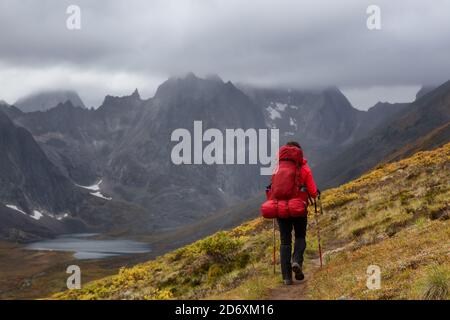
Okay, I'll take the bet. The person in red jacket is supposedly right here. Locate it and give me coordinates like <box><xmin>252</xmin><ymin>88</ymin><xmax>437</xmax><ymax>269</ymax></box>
<box><xmin>276</xmin><ymin>141</ymin><xmax>318</xmax><ymax>285</ymax></box>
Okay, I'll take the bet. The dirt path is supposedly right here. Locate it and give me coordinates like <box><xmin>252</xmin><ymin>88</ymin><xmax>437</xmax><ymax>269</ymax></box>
<box><xmin>267</xmin><ymin>258</ymin><xmax>321</xmax><ymax>300</ymax></box>
<box><xmin>265</xmin><ymin>235</ymin><xmax>349</xmax><ymax>299</ymax></box>
<box><xmin>267</xmin><ymin>273</ymin><xmax>310</xmax><ymax>300</ymax></box>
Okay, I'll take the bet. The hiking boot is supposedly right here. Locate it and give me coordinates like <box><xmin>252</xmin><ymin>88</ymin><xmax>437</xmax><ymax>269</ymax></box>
<box><xmin>283</xmin><ymin>279</ymin><xmax>293</xmax><ymax>285</ymax></box>
<box><xmin>292</xmin><ymin>262</ymin><xmax>305</xmax><ymax>281</ymax></box>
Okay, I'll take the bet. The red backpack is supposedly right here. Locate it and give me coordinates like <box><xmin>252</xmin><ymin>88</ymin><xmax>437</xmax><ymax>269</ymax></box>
<box><xmin>261</xmin><ymin>145</ymin><xmax>307</xmax><ymax>219</ymax></box>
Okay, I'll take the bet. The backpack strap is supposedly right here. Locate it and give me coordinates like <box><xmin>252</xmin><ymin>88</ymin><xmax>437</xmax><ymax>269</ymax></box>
<box><xmin>294</xmin><ymin>161</ymin><xmax>302</xmax><ymax>194</ymax></box>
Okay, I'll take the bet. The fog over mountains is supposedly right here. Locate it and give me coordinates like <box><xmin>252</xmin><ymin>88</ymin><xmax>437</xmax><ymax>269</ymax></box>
<box><xmin>1</xmin><ymin>73</ymin><xmax>449</xmax><ymax>241</ymax></box>
<box><xmin>14</xmin><ymin>90</ymin><xmax>86</xmax><ymax>113</ymax></box>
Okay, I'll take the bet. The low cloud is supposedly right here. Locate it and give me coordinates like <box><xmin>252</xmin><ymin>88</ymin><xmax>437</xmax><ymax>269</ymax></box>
<box><xmin>0</xmin><ymin>0</ymin><xmax>449</xmax><ymax>107</ymax></box>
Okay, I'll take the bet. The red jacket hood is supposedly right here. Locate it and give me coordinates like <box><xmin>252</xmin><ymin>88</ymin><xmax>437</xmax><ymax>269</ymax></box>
<box><xmin>278</xmin><ymin>145</ymin><xmax>303</xmax><ymax>164</ymax></box>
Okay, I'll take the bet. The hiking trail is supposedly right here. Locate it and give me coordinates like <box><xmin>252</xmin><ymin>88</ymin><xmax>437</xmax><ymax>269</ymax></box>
<box><xmin>267</xmin><ymin>257</ymin><xmax>321</xmax><ymax>300</ymax></box>
<box><xmin>267</xmin><ymin>243</ymin><xmax>349</xmax><ymax>300</ymax></box>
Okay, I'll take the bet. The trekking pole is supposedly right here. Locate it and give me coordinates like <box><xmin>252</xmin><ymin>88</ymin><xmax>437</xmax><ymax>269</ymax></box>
<box><xmin>314</xmin><ymin>198</ymin><xmax>323</xmax><ymax>268</ymax></box>
<box><xmin>272</xmin><ymin>219</ymin><xmax>276</xmax><ymax>274</ymax></box>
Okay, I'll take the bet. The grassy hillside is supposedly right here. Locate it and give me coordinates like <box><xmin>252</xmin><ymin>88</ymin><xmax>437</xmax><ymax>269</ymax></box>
<box><xmin>53</xmin><ymin>143</ymin><xmax>450</xmax><ymax>300</ymax></box>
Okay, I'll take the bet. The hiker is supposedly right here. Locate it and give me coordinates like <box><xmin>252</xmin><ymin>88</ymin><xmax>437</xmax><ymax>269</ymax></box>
<box><xmin>261</xmin><ymin>141</ymin><xmax>319</xmax><ymax>285</ymax></box>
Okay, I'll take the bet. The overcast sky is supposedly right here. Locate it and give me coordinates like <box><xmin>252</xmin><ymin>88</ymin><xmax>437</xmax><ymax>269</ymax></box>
<box><xmin>0</xmin><ymin>0</ymin><xmax>449</xmax><ymax>110</ymax></box>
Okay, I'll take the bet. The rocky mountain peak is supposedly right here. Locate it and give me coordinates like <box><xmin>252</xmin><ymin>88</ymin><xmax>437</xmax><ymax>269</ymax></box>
<box><xmin>154</xmin><ymin>73</ymin><xmax>226</xmax><ymax>102</ymax></box>
<box><xmin>416</xmin><ymin>85</ymin><xmax>438</xmax><ymax>100</ymax></box>
<box><xmin>204</xmin><ymin>73</ymin><xmax>224</xmax><ymax>83</ymax></box>
<box><xmin>184</xmin><ymin>71</ymin><xmax>198</xmax><ymax>80</ymax></box>
<box><xmin>131</xmin><ymin>88</ymin><xmax>141</xmax><ymax>99</ymax></box>
<box><xmin>101</xmin><ymin>88</ymin><xmax>143</xmax><ymax>107</ymax></box>
<box><xmin>14</xmin><ymin>90</ymin><xmax>85</xmax><ymax>113</ymax></box>
<box><xmin>54</xmin><ymin>100</ymin><xmax>76</xmax><ymax>110</ymax></box>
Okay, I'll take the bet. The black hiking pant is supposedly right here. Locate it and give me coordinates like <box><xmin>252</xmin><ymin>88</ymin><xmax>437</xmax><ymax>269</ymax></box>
<box><xmin>277</xmin><ymin>216</ymin><xmax>307</xmax><ymax>280</ymax></box>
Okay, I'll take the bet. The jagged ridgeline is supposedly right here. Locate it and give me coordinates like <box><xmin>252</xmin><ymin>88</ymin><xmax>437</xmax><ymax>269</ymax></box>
<box><xmin>1</xmin><ymin>76</ymin><xmax>449</xmax><ymax>241</ymax></box>
<box><xmin>53</xmin><ymin>143</ymin><xmax>449</xmax><ymax>300</ymax></box>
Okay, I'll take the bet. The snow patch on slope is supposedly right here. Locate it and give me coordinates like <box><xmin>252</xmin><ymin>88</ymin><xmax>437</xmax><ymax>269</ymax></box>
<box><xmin>77</xmin><ymin>179</ymin><xmax>112</xmax><ymax>201</ymax></box>
<box><xmin>5</xmin><ymin>204</ymin><xmax>27</xmax><ymax>215</ymax></box>
<box><xmin>56</xmin><ymin>213</ymin><xmax>69</xmax><ymax>221</ymax></box>
<box><xmin>289</xmin><ymin>117</ymin><xmax>298</xmax><ymax>130</ymax></box>
<box><xmin>90</xmin><ymin>192</ymin><xmax>112</xmax><ymax>201</ymax></box>
<box><xmin>31</xmin><ymin>210</ymin><xmax>43</xmax><ymax>220</ymax></box>
<box><xmin>274</xmin><ymin>102</ymin><xmax>288</xmax><ymax>112</ymax></box>
<box><xmin>266</xmin><ymin>106</ymin><xmax>282</xmax><ymax>120</ymax></box>
<box><xmin>5</xmin><ymin>204</ymin><xmax>71</xmax><ymax>221</ymax></box>
<box><xmin>77</xmin><ymin>180</ymin><xmax>102</xmax><ymax>191</ymax></box>
<box><xmin>266</xmin><ymin>102</ymin><xmax>298</xmax><ymax>122</ymax></box>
